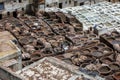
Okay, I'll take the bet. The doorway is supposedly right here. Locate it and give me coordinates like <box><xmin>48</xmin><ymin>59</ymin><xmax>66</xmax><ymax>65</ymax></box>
<box><xmin>18</xmin><ymin>0</ymin><xmax>22</xmax><ymax>3</ymax></box>
<box><xmin>59</xmin><ymin>3</ymin><xmax>62</xmax><ymax>8</ymax></box>
<box><xmin>74</xmin><ymin>1</ymin><xmax>77</xmax><ymax>6</ymax></box>
<box><xmin>13</xmin><ymin>10</ymin><xmax>17</xmax><ymax>18</ymax></box>
<box><xmin>0</xmin><ymin>14</ymin><xmax>2</xmax><ymax>19</ymax></box>
<box><xmin>7</xmin><ymin>12</ymin><xmax>10</xmax><ymax>16</ymax></box>
<box><xmin>80</xmin><ymin>2</ymin><xmax>84</xmax><ymax>6</ymax></box>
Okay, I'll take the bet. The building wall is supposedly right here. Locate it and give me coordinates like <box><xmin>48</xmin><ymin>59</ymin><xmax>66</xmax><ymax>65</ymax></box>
<box><xmin>45</xmin><ymin>0</ymin><xmax>90</xmax><ymax>9</ymax></box>
<box><xmin>0</xmin><ymin>0</ymin><xmax>30</xmax><ymax>18</ymax></box>
<box><xmin>3</xmin><ymin>0</ymin><xmax>29</xmax><ymax>13</ymax></box>
<box><xmin>74</xmin><ymin>0</ymin><xmax>90</xmax><ymax>6</ymax></box>
<box><xmin>45</xmin><ymin>0</ymin><xmax>74</xmax><ymax>8</ymax></box>
<box><xmin>46</xmin><ymin>0</ymin><xmax>58</xmax><ymax>4</ymax></box>
<box><xmin>59</xmin><ymin>0</ymin><xmax>74</xmax><ymax>8</ymax></box>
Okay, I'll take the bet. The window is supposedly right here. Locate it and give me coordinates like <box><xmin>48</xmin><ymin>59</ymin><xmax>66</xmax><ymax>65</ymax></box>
<box><xmin>46</xmin><ymin>4</ymin><xmax>49</xmax><ymax>7</ymax></box>
<box><xmin>65</xmin><ymin>1</ymin><xmax>67</xmax><ymax>4</ymax></box>
<box><xmin>69</xmin><ymin>0</ymin><xmax>71</xmax><ymax>4</ymax></box>
<box><xmin>74</xmin><ymin>1</ymin><xmax>77</xmax><ymax>6</ymax></box>
<box><xmin>22</xmin><ymin>8</ymin><xmax>24</xmax><ymax>11</ymax></box>
<box><xmin>0</xmin><ymin>3</ymin><xmax>4</xmax><ymax>10</ymax></box>
<box><xmin>0</xmin><ymin>14</ymin><xmax>2</xmax><ymax>19</ymax></box>
<box><xmin>18</xmin><ymin>0</ymin><xmax>22</xmax><ymax>3</ymax></box>
<box><xmin>80</xmin><ymin>2</ymin><xmax>84</xmax><ymax>6</ymax></box>
<box><xmin>59</xmin><ymin>3</ymin><xmax>62</xmax><ymax>8</ymax></box>
<box><xmin>13</xmin><ymin>0</ymin><xmax>17</xmax><ymax>2</ymax></box>
<box><xmin>7</xmin><ymin>12</ymin><xmax>10</xmax><ymax>16</ymax></box>
<box><xmin>13</xmin><ymin>10</ymin><xmax>17</xmax><ymax>18</ymax></box>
